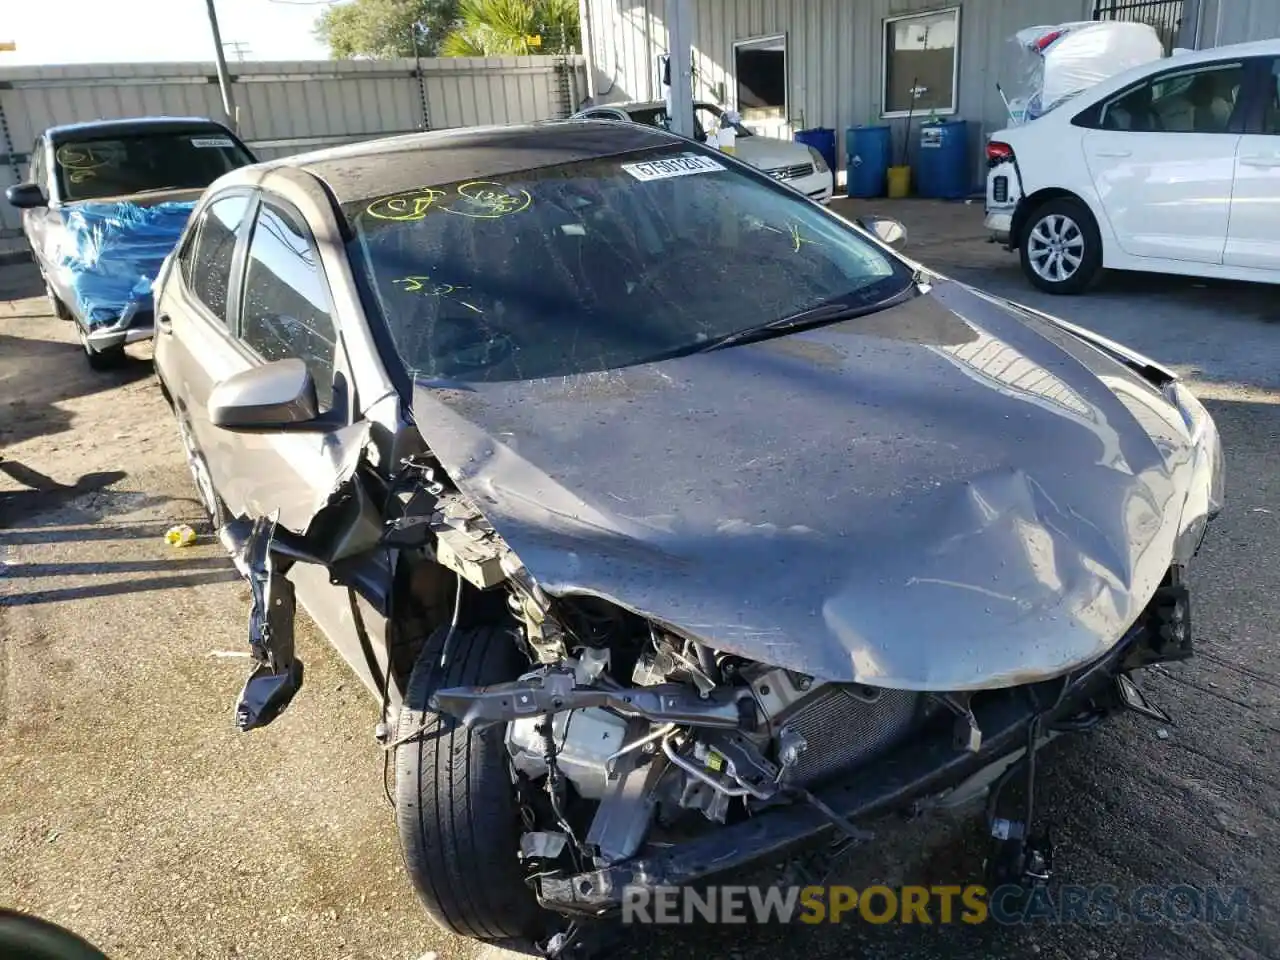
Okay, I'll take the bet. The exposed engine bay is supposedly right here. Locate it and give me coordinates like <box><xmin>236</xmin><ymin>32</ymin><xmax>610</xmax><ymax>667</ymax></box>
<box><xmin>368</xmin><ymin>459</ymin><xmax>1196</xmax><ymax>927</ymax></box>
<box><xmin>491</xmin><ymin>640</ymin><xmax>931</xmax><ymax>862</ymax></box>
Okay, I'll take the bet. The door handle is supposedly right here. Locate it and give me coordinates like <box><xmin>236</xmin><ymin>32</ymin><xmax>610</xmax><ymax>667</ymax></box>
<box><xmin>1240</xmin><ymin>154</ymin><xmax>1280</xmax><ymax>168</ymax></box>
<box><xmin>1093</xmin><ymin>150</ymin><xmax>1132</xmax><ymax>158</ymax></box>
<box><xmin>156</xmin><ymin>313</ymin><xmax>173</xmax><ymax>334</ymax></box>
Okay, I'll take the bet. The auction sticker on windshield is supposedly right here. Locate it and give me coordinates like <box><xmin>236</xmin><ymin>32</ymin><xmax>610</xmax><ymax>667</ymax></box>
<box><xmin>622</xmin><ymin>153</ymin><xmax>725</xmax><ymax>182</ymax></box>
<box><xmin>191</xmin><ymin>137</ymin><xmax>235</xmax><ymax>148</ymax></box>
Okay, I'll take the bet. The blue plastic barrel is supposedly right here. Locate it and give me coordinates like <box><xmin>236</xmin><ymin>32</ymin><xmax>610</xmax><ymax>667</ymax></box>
<box><xmin>794</xmin><ymin>127</ymin><xmax>836</xmax><ymax>176</ymax></box>
<box><xmin>915</xmin><ymin>120</ymin><xmax>970</xmax><ymax>200</ymax></box>
<box><xmin>845</xmin><ymin>125</ymin><xmax>892</xmax><ymax>199</ymax></box>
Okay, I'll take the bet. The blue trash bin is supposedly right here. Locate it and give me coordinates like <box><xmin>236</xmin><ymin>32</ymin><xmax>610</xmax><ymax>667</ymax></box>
<box><xmin>915</xmin><ymin>120</ymin><xmax>970</xmax><ymax>200</ymax></box>
<box><xmin>794</xmin><ymin>127</ymin><xmax>837</xmax><ymax>178</ymax></box>
<box><xmin>845</xmin><ymin>125</ymin><xmax>892</xmax><ymax>199</ymax></box>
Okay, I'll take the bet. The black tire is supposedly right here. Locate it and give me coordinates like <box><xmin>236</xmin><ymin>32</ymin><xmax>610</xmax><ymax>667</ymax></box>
<box><xmin>1019</xmin><ymin>196</ymin><xmax>1103</xmax><ymax>295</ymax></box>
<box><xmin>394</xmin><ymin>622</ymin><xmax>543</xmax><ymax>942</ymax></box>
<box><xmin>46</xmin><ymin>282</ymin><xmax>72</xmax><ymax>322</ymax></box>
<box><xmin>0</xmin><ymin>909</ymin><xmax>109</xmax><ymax>960</ymax></box>
<box><xmin>76</xmin><ymin>322</ymin><xmax>126</xmax><ymax>371</ymax></box>
<box><xmin>84</xmin><ymin>343</ymin><xmax>126</xmax><ymax>371</ymax></box>
<box><xmin>175</xmin><ymin>409</ymin><xmax>227</xmax><ymax>528</ymax></box>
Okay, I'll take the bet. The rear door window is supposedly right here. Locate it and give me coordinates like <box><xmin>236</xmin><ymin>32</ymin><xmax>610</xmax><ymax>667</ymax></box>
<box><xmin>1094</xmin><ymin>62</ymin><xmax>1246</xmax><ymax>133</ymax></box>
<box><xmin>1261</xmin><ymin>60</ymin><xmax>1280</xmax><ymax>133</ymax></box>
<box><xmin>239</xmin><ymin>199</ymin><xmax>339</xmax><ymax>409</ymax></box>
<box><xmin>184</xmin><ymin>194</ymin><xmax>251</xmax><ymax>326</ymax></box>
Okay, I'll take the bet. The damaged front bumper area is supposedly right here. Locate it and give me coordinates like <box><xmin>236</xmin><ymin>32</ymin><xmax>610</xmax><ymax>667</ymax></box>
<box><xmin>219</xmin><ymin>516</ymin><xmax>309</xmax><ymax>731</ymax></box>
<box><xmin>435</xmin><ymin>574</ymin><xmax>1194</xmax><ymax>918</ymax></box>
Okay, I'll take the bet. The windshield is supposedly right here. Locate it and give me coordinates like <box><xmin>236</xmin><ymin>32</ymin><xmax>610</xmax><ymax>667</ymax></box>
<box><xmin>346</xmin><ymin>143</ymin><xmax>911</xmax><ymax>383</ymax></box>
<box><xmin>625</xmin><ymin>105</ymin><xmax>754</xmax><ymax>141</ymax></box>
<box><xmin>55</xmin><ymin>131</ymin><xmax>254</xmax><ymax>201</ymax></box>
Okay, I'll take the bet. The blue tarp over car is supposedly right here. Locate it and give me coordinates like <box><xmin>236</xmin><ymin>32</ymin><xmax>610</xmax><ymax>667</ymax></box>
<box><xmin>56</xmin><ymin>200</ymin><xmax>195</xmax><ymax>329</ymax></box>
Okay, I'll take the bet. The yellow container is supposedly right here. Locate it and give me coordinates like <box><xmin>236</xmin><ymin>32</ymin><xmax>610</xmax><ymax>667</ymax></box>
<box><xmin>887</xmin><ymin>165</ymin><xmax>911</xmax><ymax>199</ymax></box>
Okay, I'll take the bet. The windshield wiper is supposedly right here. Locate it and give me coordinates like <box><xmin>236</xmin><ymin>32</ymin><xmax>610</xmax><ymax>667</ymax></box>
<box><xmin>695</xmin><ymin>279</ymin><xmax>923</xmax><ymax>354</ymax></box>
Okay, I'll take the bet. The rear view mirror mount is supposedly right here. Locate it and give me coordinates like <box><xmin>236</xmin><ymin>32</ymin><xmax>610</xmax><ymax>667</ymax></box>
<box><xmin>856</xmin><ymin>215</ymin><xmax>908</xmax><ymax>250</ymax></box>
<box><xmin>209</xmin><ymin>358</ymin><xmax>322</xmax><ymax>432</ymax></box>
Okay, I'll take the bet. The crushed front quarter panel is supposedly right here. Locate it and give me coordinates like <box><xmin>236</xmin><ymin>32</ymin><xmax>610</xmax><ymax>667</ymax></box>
<box><xmin>410</xmin><ymin>280</ymin><xmax>1221</xmax><ymax>691</ymax></box>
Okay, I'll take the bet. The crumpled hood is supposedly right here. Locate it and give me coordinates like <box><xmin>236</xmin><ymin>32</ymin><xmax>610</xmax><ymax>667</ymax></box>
<box><xmin>411</xmin><ymin>280</ymin><xmax>1215</xmax><ymax>690</ymax></box>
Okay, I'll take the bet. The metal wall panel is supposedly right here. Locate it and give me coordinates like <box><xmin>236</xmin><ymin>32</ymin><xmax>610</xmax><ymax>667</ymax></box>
<box><xmin>1197</xmin><ymin>0</ymin><xmax>1280</xmax><ymax>46</ymax></box>
<box><xmin>0</xmin><ymin>55</ymin><xmax>585</xmax><ymax>234</ymax></box>
<box><xmin>583</xmin><ymin>0</ymin><xmax>1093</xmax><ymax>181</ymax></box>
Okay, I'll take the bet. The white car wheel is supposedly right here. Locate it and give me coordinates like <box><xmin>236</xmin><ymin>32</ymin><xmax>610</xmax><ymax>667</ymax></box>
<box><xmin>1019</xmin><ymin>197</ymin><xmax>1103</xmax><ymax>295</ymax></box>
<box><xmin>1027</xmin><ymin>214</ymin><xmax>1085</xmax><ymax>284</ymax></box>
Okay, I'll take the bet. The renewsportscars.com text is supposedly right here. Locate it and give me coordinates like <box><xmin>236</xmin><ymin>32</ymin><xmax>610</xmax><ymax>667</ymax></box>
<box><xmin>621</xmin><ymin>884</ymin><xmax>1249</xmax><ymax>927</ymax></box>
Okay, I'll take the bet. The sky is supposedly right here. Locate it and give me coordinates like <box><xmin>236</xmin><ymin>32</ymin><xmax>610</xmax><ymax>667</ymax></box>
<box><xmin>1</xmin><ymin>0</ymin><xmax>334</xmax><ymax>66</ymax></box>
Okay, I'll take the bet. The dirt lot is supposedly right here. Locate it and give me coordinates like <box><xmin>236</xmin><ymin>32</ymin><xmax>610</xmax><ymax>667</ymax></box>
<box><xmin>2</xmin><ymin>201</ymin><xmax>1279</xmax><ymax>960</ymax></box>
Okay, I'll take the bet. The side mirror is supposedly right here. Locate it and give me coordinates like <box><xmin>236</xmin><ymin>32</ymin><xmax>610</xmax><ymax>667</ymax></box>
<box><xmin>856</xmin><ymin>216</ymin><xmax>908</xmax><ymax>250</ymax></box>
<box><xmin>6</xmin><ymin>182</ymin><xmax>48</xmax><ymax>209</ymax></box>
<box><xmin>209</xmin><ymin>358</ymin><xmax>320</xmax><ymax>431</ymax></box>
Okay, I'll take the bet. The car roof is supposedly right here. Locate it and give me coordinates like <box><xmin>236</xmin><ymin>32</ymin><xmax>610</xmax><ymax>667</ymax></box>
<box><xmin>247</xmin><ymin>121</ymin><xmax>686</xmax><ymax>204</ymax></box>
<box><xmin>1169</xmin><ymin>37</ymin><xmax>1280</xmax><ymax>61</ymax></box>
<box><xmin>45</xmin><ymin>116</ymin><xmax>232</xmax><ymax>143</ymax></box>
<box><xmin>598</xmin><ymin>101</ymin><xmax>665</xmax><ymax>111</ymax></box>
<box><xmin>585</xmin><ymin>100</ymin><xmax>716</xmax><ymax>112</ymax></box>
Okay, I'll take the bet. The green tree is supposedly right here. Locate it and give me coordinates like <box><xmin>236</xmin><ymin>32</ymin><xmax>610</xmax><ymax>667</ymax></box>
<box><xmin>440</xmin><ymin>0</ymin><xmax>579</xmax><ymax>57</ymax></box>
<box><xmin>315</xmin><ymin>0</ymin><xmax>460</xmax><ymax>59</ymax></box>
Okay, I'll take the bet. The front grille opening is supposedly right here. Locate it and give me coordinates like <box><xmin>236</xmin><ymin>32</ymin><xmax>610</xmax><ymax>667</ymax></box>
<box><xmin>767</xmin><ymin>162</ymin><xmax>815</xmax><ymax>181</ymax></box>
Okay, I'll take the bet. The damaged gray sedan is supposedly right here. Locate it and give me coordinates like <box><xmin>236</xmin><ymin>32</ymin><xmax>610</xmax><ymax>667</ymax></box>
<box><xmin>152</xmin><ymin>121</ymin><xmax>1224</xmax><ymax>953</ymax></box>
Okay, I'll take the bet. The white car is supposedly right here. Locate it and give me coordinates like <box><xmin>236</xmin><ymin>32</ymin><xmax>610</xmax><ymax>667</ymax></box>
<box><xmin>985</xmin><ymin>39</ymin><xmax>1280</xmax><ymax>294</ymax></box>
<box><xmin>572</xmin><ymin>100</ymin><xmax>834</xmax><ymax>203</ymax></box>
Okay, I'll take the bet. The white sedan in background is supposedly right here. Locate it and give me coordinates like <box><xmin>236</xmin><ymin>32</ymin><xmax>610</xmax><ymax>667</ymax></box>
<box><xmin>985</xmin><ymin>38</ymin><xmax>1280</xmax><ymax>294</ymax></box>
<box><xmin>572</xmin><ymin>100</ymin><xmax>834</xmax><ymax>203</ymax></box>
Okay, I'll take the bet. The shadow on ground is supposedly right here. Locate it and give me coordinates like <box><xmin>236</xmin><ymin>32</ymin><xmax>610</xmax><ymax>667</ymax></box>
<box><xmin>0</xmin><ymin>333</ymin><xmax>154</xmax><ymax>448</ymax></box>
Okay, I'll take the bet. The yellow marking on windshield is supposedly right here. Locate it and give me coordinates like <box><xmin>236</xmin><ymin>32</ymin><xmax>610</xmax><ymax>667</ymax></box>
<box><xmin>366</xmin><ymin>188</ymin><xmax>447</xmax><ymax>222</ymax></box>
<box><xmin>444</xmin><ymin>181</ymin><xmax>533</xmax><ymax>219</ymax></box>
<box><xmin>56</xmin><ymin>145</ymin><xmax>113</xmax><ymax>171</ymax></box>
<box><xmin>759</xmin><ymin>220</ymin><xmax>823</xmax><ymax>253</ymax></box>
<box><xmin>366</xmin><ymin>182</ymin><xmax>532</xmax><ymax>223</ymax></box>
<box><xmin>788</xmin><ymin>222</ymin><xmax>821</xmax><ymax>253</ymax></box>
<box><xmin>393</xmin><ymin>275</ymin><xmax>484</xmax><ymax>313</ymax></box>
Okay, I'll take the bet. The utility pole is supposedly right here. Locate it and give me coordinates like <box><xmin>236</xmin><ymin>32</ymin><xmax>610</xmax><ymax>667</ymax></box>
<box><xmin>205</xmin><ymin>0</ymin><xmax>238</xmax><ymax>130</ymax></box>
<box><xmin>664</xmin><ymin>0</ymin><xmax>694</xmax><ymax>138</ymax></box>
<box><xmin>409</xmin><ymin>24</ymin><xmax>431</xmax><ymax>130</ymax></box>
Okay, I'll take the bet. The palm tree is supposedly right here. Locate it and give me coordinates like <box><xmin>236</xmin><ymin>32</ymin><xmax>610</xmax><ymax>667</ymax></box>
<box><xmin>441</xmin><ymin>0</ymin><xmax>579</xmax><ymax>57</ymax></box>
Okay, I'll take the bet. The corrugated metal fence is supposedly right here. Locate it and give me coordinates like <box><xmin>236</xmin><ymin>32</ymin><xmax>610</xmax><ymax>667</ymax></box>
<box><xmin>0</xmin><ymin>55</ymin><xmax>587</xmax><ymax>235</ymax></box>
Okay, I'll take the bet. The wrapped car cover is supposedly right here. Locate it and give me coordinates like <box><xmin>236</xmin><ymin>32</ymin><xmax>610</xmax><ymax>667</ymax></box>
<box><xmin>1003</xmin><ymin>21</ymin><xmax>1165</xmax><ymax>124</ymax></box>
<box><xmin>55</xmin><ymin>200</ymin><xmax>196</xmax><ymax>329</ymax></box>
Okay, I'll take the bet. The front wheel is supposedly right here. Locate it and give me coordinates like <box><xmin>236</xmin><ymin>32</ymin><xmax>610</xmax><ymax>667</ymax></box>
<box><xmin>394</xmin><ymin>621</ymin><xmax>543</xmax><ymax>942</ymax></box>
<box><xmin>45</xmin><ymin>282</ymin><xmax>72</xmax><ymax>322</ymax></box>
<box><xmin>1019</xmin><ymin>197</ymin><xmax>1103</xmax><ymax>295</ymax></box>
<box><xmin>79</xmin><ymin>326</ymin><xmax>126</xmax><ymax>371</ymax></box>
<box><xmin>175</xmin><ymin>410</ymin><xmax>227</xmax><ymax>528</ymax></box>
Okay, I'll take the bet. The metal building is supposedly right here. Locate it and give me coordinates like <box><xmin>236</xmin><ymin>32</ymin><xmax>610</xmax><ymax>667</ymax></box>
<box><xmin>577</xmin><ymin>0</ymin><xmax>1280</xmax><ymax>187</ymax></box>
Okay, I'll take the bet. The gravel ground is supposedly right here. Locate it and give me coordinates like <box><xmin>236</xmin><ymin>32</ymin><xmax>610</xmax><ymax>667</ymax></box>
<box><xmin>2</xmin><ymin>202</ymin><xmax>1278</xmax><ymax>960</ymax></box>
